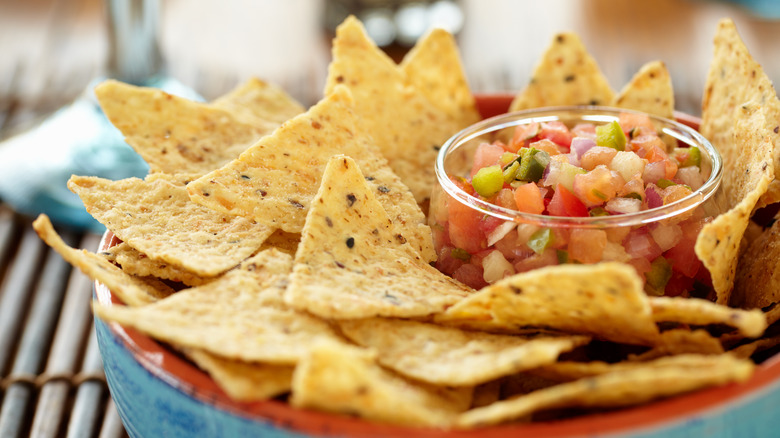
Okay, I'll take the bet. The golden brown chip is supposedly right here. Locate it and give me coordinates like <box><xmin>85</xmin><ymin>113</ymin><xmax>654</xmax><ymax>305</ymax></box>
<box><xmin>258</xmin><ymin>229</ymin><xmax>300</xmax><ymax>257</ymax></box>
<box><xmin>628</xmin><ymin>329</ymin><xmax>725</xmax><ymax>362</ymax></box>
<box><xmin>101</xmin><ymin>242</ymin><xmax>211</xmax><ymax>287</ymax></box>
<box><xmin>95</xmin><ymin>80</ymin><xmax>276</xmax><ymax>176</ymax></box>
<box><xmin>695</xmin><ymin>101</ymin><xmax>775</xmax><ymax>304</ymax></box>
<box><xmin>183</xmin><ymin>348</ymin><xmax>294</xmax><ymax>401</ymax></box>
<box><xmin>399</xmin><ymin>27</ymin><xmax>480</xmax><ymax>128</ymax></box>
<box><xmin>187</xmin><ymin>85</ymin><xmax>435</xmax><ymax>262</ymax></box>
<box><xmin>733</xmin><ymin>219</ymin><xmax>780</xmax><ymax>309</ymax></box>
<box><xmin>648</xmin><ymin>296</ymin><xmax>766</xmax><ymax>338</ymax></box>
<box><xmin>437</xmin><ymin>263</ymin><xmax>660</xmax><ymax>345</ymax></box>
<box><xmin>324</xmin><ymin>16</ymin><xmax>479</xmax><ymax>204</ymax></box>
<box><xmin>286</xmin><ymin>155</ymin><xmax>472</xmax><ymax>319</ymax></box>
<box><xmin>701</xmin><ymin>18</ymin><xmax>780</xmax><ymax>208</ymax></box>
<box><xmin>730</xmin><ymin>334</ymin><xmax>780</xmax><ymax>359</ymax></box>
<box><xmin>612</xmin><ymin>60</ymin><xmax>674</xmax><ymax>119</ymax></box>
<box><xmin>68</xmin><ymin>175</ymin><xmax>273</xmax><ymax>277</ymax></box>
<box><xmin>33</xmin><ymin>215</ymin><xmax>171</xmax><ymax>306</ymax></box>
<box><xmin>210</xmin><ymin>77</ymin><xmax>304</xmax><ymax>126</ymax></box>
<box><xmin>509</xmin><ymin>32</ymin><xmax>615</xmax><ymax>112</ymax></box>
<box><xmin>456</xmin><ymin>354</ymin><xmax>754</xmax><ymax>428</ymax></box>
<box><xmin>290</xmin><ymin>340</ymin><xmax>470</xmax><ymax>428</ymax></box>
<box><xmin>338</xmin><ymin>318</ymin><xmax>589</xmax><ymax>386</ymax></box>
<box><xmin>92</xmin><ymin>249</ymin><xmax>347</xmax><ymax>364</ymax></box>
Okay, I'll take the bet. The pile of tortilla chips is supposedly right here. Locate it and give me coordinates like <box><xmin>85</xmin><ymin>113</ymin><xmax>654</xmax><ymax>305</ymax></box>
<box><xmin>32</xmin><ymin>16</ymin><xmax>780</xmax><ymax>430</ymax></box>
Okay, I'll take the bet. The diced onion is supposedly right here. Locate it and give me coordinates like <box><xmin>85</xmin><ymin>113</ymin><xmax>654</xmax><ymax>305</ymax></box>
<box><xmin>482</xmin><ymin>250</ymin><xmax>515</xmax><ymax>283</ymax></box>
<box><xmin>605</xmin><ymin>197</ymin><xmax>642</xmax><ymax>215</ymax></box>
<box><xmin>486</xmin><ymin>221</ymin><xmax>517</xmax><ymax>246</ymax></box>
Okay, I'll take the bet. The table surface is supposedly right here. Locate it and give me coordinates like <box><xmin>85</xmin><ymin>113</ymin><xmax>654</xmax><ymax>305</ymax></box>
<box><xmin>0</xmin><ymin>0</ymin><xmax>778</xmax><ymax>437</ymax></box>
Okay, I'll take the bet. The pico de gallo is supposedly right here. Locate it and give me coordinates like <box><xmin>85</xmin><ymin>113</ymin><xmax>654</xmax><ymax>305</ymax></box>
<box><xmin>430</xmin><ymin>111</ymin><xmax>714</xmax><ymax>298</ymax></box>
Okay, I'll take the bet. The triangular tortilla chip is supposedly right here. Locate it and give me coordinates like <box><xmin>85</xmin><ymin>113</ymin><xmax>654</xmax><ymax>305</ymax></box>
<box><xmin>187</xmin><ymin>86</ymin><xmax>435</xmax><ymax>261</ymax></box>
<box><xmin>628</xmin><ymin>329</ymin><xmax>725</xmax><ymax>361</ymax></box>
<box><xmin>286</xmin><ymin>155</ymin><xmax>473</xmax><ymax>319</ymax></box>
<box><xmin>183</xmin><ymin>348</ymin><xmax>294</xmax><ymax>401</ymax></box>
<box><xmin>399</xmin><ymin>28</ymin><xmax>480</xmax><ymax>127</ymax></box>
<box><xmin>734</xmin><ymin>219</ymin><xmax>780</xmax><ymax>309</ymax></box>
<box><xmin>338</xmin><ymin>317</ymin><xmax>588</xmax><ymax>386</ymax></box>
<box><xmin>101</xmin><ymin>242</ymin><xmax>211</xmax><ymax>287</ymax></box>
<box><xmin>648</xmin><ymin>296</ymin><xmax>766</xmax><ymax>338</ymax></box>
<box><xmin>612</xmin><ymin>60</ymin><xmax>675</xmax><ymax>119</ymax></box>
<box><xmin>92</xmin><ymin>249</ymin><xmax>347</xmax><ymax>364</ymax></box>
<box><xmin>290</xmin><ymin>340</ymin><xmax>471</xmax><ymax>428</ymax></box>
<box><xmin>455</xmin><ymin>354</ymin><xmax>754</xmax><ymax>428</ymax></box>
<box><xmin>32</xmin><ymin>214</ymin><xmax>171</xmax><ymax>306</ymax></box>
<box><xmin>324</xmin><ymin>16</ymin><xmax>479</xmax><ymax>204</ymax></box>
<box><xmin>211</xmin><ymin>77</ymin><xmax>305</xmax><ymax>126</ymax></box>
<box><xmin>701</xmin><ymin>18</ymin><xmax>780</xmax><ymax>208</ymax></box>
<box><xmin>437</xmin><ymin>262</ymin><xmax>660</xmax><ymax>345</ymax></box>
<box><xmin>95</xmin><ymin>80</ymin><xmax>277</xmax><ymax>176</ymax></box>
<box><xmin>509</xmin><ymin>32</ymin><xmax>615</xmax><ymax>112</ymax></box>
<box><xmin>696</xmin><ymin>101</ymin><xmax>774</xmax><ymax>304</ymax></box>
<box><xmin>68</xmin><ymin>175</ymin><xmax>273</xmax><ymax>277</ymax></box>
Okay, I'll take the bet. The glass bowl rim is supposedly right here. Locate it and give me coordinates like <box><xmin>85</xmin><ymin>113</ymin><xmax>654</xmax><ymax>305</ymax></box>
<box><xmin>434</xmin><ymin>105</ymin><xmax>723</xmax><ymax>228</ymax></box>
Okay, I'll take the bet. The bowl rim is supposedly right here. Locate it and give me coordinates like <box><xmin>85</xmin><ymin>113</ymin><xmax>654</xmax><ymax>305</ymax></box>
<box><xmin>94</xmin><ymin>94</ymin><xmax>780</xmax><ymax>437</ymax></box>
<box><xmin>435</xmin><ymin>105</ymin><xmax>723</xmax><ymax>228</ymax></box>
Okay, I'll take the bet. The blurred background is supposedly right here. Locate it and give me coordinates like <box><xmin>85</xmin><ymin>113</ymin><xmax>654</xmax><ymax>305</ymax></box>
<box><xmin>1</xmin><ymin>0</ymin><xmax>779</xmax><ymax>139</ymax></box>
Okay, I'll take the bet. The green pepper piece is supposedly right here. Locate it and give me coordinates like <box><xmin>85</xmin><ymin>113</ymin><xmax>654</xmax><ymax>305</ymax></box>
<box><xmin>503</xmin><ymin>160</ymin><xmax>520</xmax><ymax>183</ymax></box>
<box><xmin>556</xmin><ymin>249</ymin><xmax>569</xmax><ymax>264</ymax></box>
<box><xmin>672</xmin><ymin>146</ymin><xmax>701</xmax><ymax>167</ymax></box>
<box><xmin>527</xmin><ymin>228</ymin><xmax>553</xmax><ymax>254</ymax></box>
<box><xmin>517</xmin><ymin>148</ymin><xmax>550</xmax><ymax>182</ymax></box>
<box><xmin>472</xmin><ymin>165</ymin><xmax>504</xmax><ymax>197</ymax></box>
<box><xmin>451</xmin><ymin>247</ymin><xmax>471</xmax><ymax>261</ymax></box>
<box><xmin>589</xmin><ymin>207</ymin><xmax>610</xmax><ymax>217</ymax></box>
<box><xmin>656</xmin><ymin>178</ymin><xmax>676</xmax><ymax>189</ymax></box>
<box><xmin>622</xmin><ymin>192</ymin><xmax>643</xmax><ymax>200</ymax></box>
<box><xmin>646</xmin><ymin>256</ymin><xmax>672</xmax><ymax>294</ymax></box>
<box><xmin>595</xmin><ymin>120</ymin><xmax>627</xmax><ymax>151</ymax></box>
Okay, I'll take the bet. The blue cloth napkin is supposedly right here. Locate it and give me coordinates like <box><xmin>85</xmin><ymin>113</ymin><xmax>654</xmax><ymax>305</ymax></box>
<box><xmin>0</xmin><ymin>76</ymin><xmax>201</xmax><ymax>232</ymax></box>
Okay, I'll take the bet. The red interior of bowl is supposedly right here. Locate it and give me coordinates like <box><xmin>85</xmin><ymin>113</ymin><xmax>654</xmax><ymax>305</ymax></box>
<box><xmin>96</xmin><ymin>95</ymin><xmax>780</xmax><ymax>437</ymax></box>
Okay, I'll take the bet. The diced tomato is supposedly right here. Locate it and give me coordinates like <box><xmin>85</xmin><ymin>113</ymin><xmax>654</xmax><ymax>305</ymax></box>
<box><xmin>619</xmin><ymin>113</ymin><xmax>656</xmax><ymax>137</ymax></box>
<box><xmin>569</xmin><ymin>229</ymin><xmax>608</xmax><ymax>264</ymax></box>
<box><xmin>435</xmin><ymin>245</ymin><xmax>466</xmax><ymax>275</ymax></box>
<box><xmin>513</xmin><ymin>182</ymin><xmax>545</xmax><ymax>214</ymax></box>
<box><xmin>510</xmin><ymin>122</ymin><xmax>540</xmax><ymax>152</ymax></box>
<box><xmin>627</xmin><ymin>256</ymin><xmax>652</xmax><ymax>282</ymax></box>
<box><xmin>539</xmin><ymin>121</ymin><xmax>574</xmax><ymax>150</ymax></box>
<box><xmin>663</xmin><ymin>236</ymin><xmax>701</xmax><ymax>278</ymax></box>
<box><xmin>664</xmin><ymin>271</ymin><xmax>695</xmax><ymax>297</ymax></box>
<box><xmin>452</xmin><ymin>263</ymin><xmax>488</xmax><ymax>289</ymax></box>
<box><xmin>447</xmin><ymin>197</ymin><xmax>485</xmax><ymax>254</ymax></box>
<box><xmin>489</xmin><ymin>188</ymin><xmax>517</xmax><ymax>210</ymax></box>
<box><xmin>580</xmin><ymin>146</ymin><xmax>618</xmax><ymax>171</ymax></box>
<box><xmin>478</xmin><ymin>215</ymin><xmax>504</xmax><ymax>238</ymax></box>
<box><xmin>470</xmin><ymin>142</ymin><xmax>505</xmax><ymax>177</ymax></box>
<box><xmin>529</xmin><ymin>138</ymin><xmax>564</xmax><ymax>156</ymax></box>
<box><xmin>573</xmin><ymin>165</ymin><xmax>625</xmax><ymax>207</ymax></box>
<box><xmin>630</xmin><ymin>135</ymin><xmax>667</xmax><ymax>161</ymax></box>
<box><xmin>547</xmin><ymin>184</ymin><xmax>589</xmax><ymax>217</ymax></box>
<box><xmin>572</xmin><ymin>123</ymin><xmax>597</xmax><ymax>139</ymax></box>
<box><xmin>513</xmin><ymin>248</ymin><xmax>559</xmax><ymax>273</ymax></box>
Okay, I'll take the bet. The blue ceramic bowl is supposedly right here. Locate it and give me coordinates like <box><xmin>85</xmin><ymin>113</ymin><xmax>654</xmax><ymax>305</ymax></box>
<box><xmin>95</xmin><ymin>96</ymin><xmax>780</xmax><ymax>438</ymax></box>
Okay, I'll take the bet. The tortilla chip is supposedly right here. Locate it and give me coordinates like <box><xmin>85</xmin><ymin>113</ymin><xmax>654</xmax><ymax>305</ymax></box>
<box><xmin>437</xmin><ymin>263</ymin><xmax>660</xmax><ymax>345</ymax></box>
<box><xmin>456</xmin><ymin>354</ymin><xmax>754</xmax><ymax>428</ymax></box>
<box><xmin>68</xmin><ymin>175</ymin><xmax>273</xmax><ymax>277</ymax></box>
<box><xmin>286</xmin><ymin>155</ymin><xmax>472</xmax><ymax>319</ymax></box>
<box><xmin>648</xmin><ymin>296</ymin><xmax>766</xmax><ymax>338</ymax></box>
<box><xmin>730</xmin><ymin>334</ymin><xmax>780</xmax><ymax>359</ymax></box>
<box><xmin>628</xmin><ymin>329</ymin><xmax>725</xmax><ymax>361</ymax></box>
<box><xmin>612</xmin><ymin>60</ymin><xmax>675</xmax><ymax>119</ymax></box>
<box><xmin>509</xmin><ymin>32</ymin><xmax>615</xmax><ymax>112</ymax></box>
<box><xmin>183</xmin><ymin>348</ymin><xmax>294</xmax><ymax>401</ymax></box>
<box><xmin>95</xmin><ymin>80</ymin><xmax>276</xmax><ymax>176</ymax></box>
<box><xmin>258</xmin><ymin>229</ymin><xmax>300</xmax><ymax>257</ymax></box>
<box><xmin>324</xmin><ymin>16</ymin><xmax>479</xmax><ymax>204</ymax></box>
<box><xmin>338</xmin><ymin>318</ymin><xmax>589</xmax><ymax>386</ymax></box>
<box><xmin>92</xmin><ymin>249</ymin><xmax>347</xmax><ymax>363</ymax></box>
<box><xmin>211</xmin><ymin>77</ymin><xmax>304</xmax><ymax>126</ymax></box>
<box><xmin>101</xmin><ymin>242</ymin><xmax>211</xmax><ymax>287</ymax></box>
<box><xmin>701</xmin><ymin>18</ymin><xmax>780</xmax><ymax>208</ymax></box>
<box><xmin>695</xmin><ymin>101</ymin><xmax>775</xmax><ymax>304</ymax></box>
<box><xmin>32</xmin><ymin>215</ymin><xmax>171</xmax><ymax>306</ymax></box>
<box><xmin>187</xmin><ymin>85</ymin><xmax>435</xmax><ymax>262</ymax></box>
<box><xmin>399</xmin><ymin>28</ymin><xmax>480</xmax><ymax>127</ymax></box>
<box><xmin>733</xmin><ymin>219</ymin><xmax>780</xmax><ymax>309</ymax></box>
<box><xmin>290</xmin><ymin>340</ymin><xmax>470</xmax><ymax>428</ymax></box>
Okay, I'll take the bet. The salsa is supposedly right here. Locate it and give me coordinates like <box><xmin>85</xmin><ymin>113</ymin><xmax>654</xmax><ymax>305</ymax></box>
<box><xmin>431</xmin><ymin>112</ymin><xmax>714</xmax><ymax>297</ymax></box>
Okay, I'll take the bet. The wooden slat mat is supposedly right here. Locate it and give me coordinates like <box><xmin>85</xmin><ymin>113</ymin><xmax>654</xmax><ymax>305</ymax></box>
<box><xmin>0</xmin><ymin>206</ymin><xmax>127</xmax><ymax>438</ymax></box>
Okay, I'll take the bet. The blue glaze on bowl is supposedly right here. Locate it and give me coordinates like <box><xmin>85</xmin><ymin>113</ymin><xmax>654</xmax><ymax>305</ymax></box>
<box><xmin>96</xmin><ymin>318</ymin><xmax>308</xmax><ymax>438</ymax></box>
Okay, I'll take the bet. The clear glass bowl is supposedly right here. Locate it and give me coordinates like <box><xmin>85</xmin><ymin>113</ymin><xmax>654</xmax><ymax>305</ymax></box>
<box><xmin>429</xmin><ymin>106</ymin><xmax>723</xmax><ymax>296</ymax></box>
